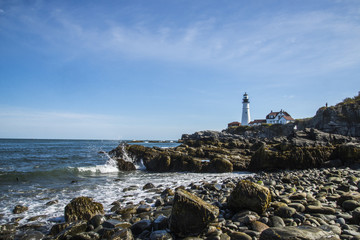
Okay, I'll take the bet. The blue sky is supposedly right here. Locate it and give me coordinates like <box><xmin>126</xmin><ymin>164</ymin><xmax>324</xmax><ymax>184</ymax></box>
<box><xmin>0</xmin><ymin>0</ymin><xmax>359</xmax><ymax>140</ymax></box>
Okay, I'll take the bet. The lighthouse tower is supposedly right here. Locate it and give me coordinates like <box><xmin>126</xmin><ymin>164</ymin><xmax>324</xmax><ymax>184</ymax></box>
<box><xmin>241</xmin><ymin>92</ymin><xmax>251</xmax><ymax>125</ymax></box>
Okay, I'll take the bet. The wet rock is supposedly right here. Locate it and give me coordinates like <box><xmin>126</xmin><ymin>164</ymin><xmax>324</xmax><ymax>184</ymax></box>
<box><xmin>143</xmin><ymin>183</ymin><xmax>155</xmax><ymax>190</ymax></box>
<box><xmin>260</xmin><ymin>226</ymin><xmax>340</xmax><ymax>240</ymax></box>
<box><xmin>55</xmin><ymin>220</ymin><xmax>88</xmax><ymax>240</ymax></box>
<box><xmin>231</xmin><ymin>210</ymin><xmax>260</xmax><ymax>225</ymax></box>
<box><xmin>0</xmin><ymin>224</ymin><xmax>16</xmax><ymax>240</ymax></box>
<box><xmin>116</xmin><ymin>158</ymin><xmax>136</xmax><ymax>171</ymax></box>
<box><xmin>274</xmin><ymin>206</ymin><xmax>297</xmax><ymax>218</ymax></box>
<box><xmin>103</xmin><ymin>219</ymin><xmax>131</xmax><ymax>229</ymax></box>
<box><xmin>70</xmin><ymin>232</ymin><xmax>100</xmax><ymax>240</ymax></box>
<box><xmin>18</xmin><ymin>230</ymin><xmax>44</xmax><ymax>240</ymax></box>
<box><xmin>150</xmin><ymin>230</ymin><xmax>173</xmax><ymax>240</ymax></box>
<box><xmin>170</xmin><ymin>189</ymin><xmax>219</xmax><ymax>237</ymax></box>
<box><xmin>250</xmin><ymin>221</ymin><xmax>269</xmax><ymax>232</ymax></box>
<box><xmin>90</xmin><ymin>215</ymin><xmax>106</xmax><ymax>228</ymax></box>
<box><xmin>109</xmin><ymin>228</ymin><xmax>134</xmax><ymax>240</ymax></box>
<box><xmin>305</xmin><ymin>205</ymin><xmax>336</xmax><ymax>215</ymax></box>
<box><xmin>137</xmin><ymin>204</ymin><xmax>151</xmax><ymax>213</ymax></box>
<box><xmin>13</xmin><ymin>205</ymin><xmax>28</xmax><ymax>214</ymax></box>
<box><xmin>269</xmin><ymin>216</ymin><xmax>285</xmax><ymax>227</ymax></box>
<box><xmin>64</xmin><ymin>197</ymin><xmax>104</xmax><ymax>222</ymax></box>
<box><xmin>130</xmin><ymin>219</ymin><xmax>152</xmax><ymax>236</ymax></box>
<box><xmin>228</xmin><ymin>231</ymin><xmax>252</xmax><ymax>240</ymax></box>
<box><xmin>46</xmin><ymin>200</ymin><xmax>59</xmax><ymax>206</ymax></box>
<box><xmin>153</xmin><ymin>215</ymin><xmax>169</xmax><ymax>231</ymax></box>
<box><xmin>228</xmin><ymin>180</ymin><xmax>271</xmax><ymax>214</ymax></box>
<box><xmin>342</xmin><ymin>200</ymin><xmax>360</xmax><ymax>211</ymax></box>
<box><xmin>288</xmin><ymin>203</ymin><xmax>306</xmax><ymax>212</ymax></box>
<box><xmin>50</xmin><ymin>223</ymin><xmax>70</xmax><ymax>236</ymax></box>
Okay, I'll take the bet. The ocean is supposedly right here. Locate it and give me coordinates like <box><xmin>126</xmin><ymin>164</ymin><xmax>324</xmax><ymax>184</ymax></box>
<box><xmin>0</xmin><ymin>139</ymin><xmax>251</xmax><ymax>230</ymax></box>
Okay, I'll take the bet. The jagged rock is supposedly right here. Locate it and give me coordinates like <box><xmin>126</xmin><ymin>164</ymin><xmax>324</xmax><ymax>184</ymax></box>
<box><xmin>227</xmin><ymin>180</ymin><xmax>271</xmax><ymax>214</ymax></box>
<box><xmin>109</xmin><ymin>228</ymin><xmax>134</xmax><ymax>240</ymax></box>
<box><xmin>170</xmin><ymin>189</ymin><xmax>219</xmax><ymax>237</ymax></box>
<box><xmin>13</xmin><ymin>205</ymin><xmax>28</xmax><ymax>214</ymax></box>
<box><xmin>116</xmin><ymin>158</ymin><xmax>136</xmax><ymax>171</ymax></box>
<box><xmin>54</xmin><ymin>220</ymin><xmax>88</xmax><ymax>239</ymax></box>
<box><xmin>130</xmin><ymin>220</ymin><xmax>152</xmax><ymax>236</ymax></box>
<box><xmin>64</xmin><ymin>197</ymin><xmax>104</xmax><ymax>222</ymax></box>
<box><xmin>259</xmin><ymin>226</ymin><xmax>340</xmax><ymax>240</ymax></box>
<box><xmin>297</xmin><ymin>93</ymin><xmax>360</xmax><ymax>137</ymax></box>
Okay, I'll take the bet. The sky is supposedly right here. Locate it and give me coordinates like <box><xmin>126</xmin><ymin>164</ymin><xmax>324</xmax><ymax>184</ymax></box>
<box><xmin>0</xmin><ymin>0</ymin><xmax>359</xmax><ymax>140</ymax></box>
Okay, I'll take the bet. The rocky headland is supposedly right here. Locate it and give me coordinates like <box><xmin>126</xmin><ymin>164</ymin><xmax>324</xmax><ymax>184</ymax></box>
<box><xmin>109</xmin><ymin>93</ymin><xmax>360</xmax><ymax>173</ymax></box>
<box><xmin>2</xmin><ymin>93</ymin><xmax>360</xmax><ymax>239</ymax></box>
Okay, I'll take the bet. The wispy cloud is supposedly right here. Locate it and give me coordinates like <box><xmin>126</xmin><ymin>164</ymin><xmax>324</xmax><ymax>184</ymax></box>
<box><xmin>2</xmin><ymin>2</ymin><xmax>360</xmax><ymax>77</ymax></box>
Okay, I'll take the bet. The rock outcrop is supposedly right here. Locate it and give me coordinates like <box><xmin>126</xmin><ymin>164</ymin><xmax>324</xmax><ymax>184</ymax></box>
<box><xmin>109</xmin><ymin>93</ymin><xmax>360</xmax><ymax>173</ymax></box>
<box><xmin>297</xmin><ymin>92</ymin><xmax>360</xmax><ymax>137</ymax></box>
<box><xmin>64</xmin><ymin>197</ymin><xmax>104</xmax><ymax>222</ymax></box>
<box><xmin>170</xmin><ymin>189</ymin><xmax>219</xmax><ymax>237</ymax></box>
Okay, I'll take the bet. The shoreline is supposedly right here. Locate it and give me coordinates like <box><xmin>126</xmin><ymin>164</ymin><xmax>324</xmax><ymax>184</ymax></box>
<box><xmin>3</xmin><ymin>166</ymin><xmax>360</xmax><ymax>239</ymax></box>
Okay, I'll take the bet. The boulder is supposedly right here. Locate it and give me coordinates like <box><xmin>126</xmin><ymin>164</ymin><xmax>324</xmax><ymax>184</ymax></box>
<box><xmin>64</xmin><ymin>197</ymin><xmax>104</xmax><ymax>222</ymax></box>
<box><xmin>260</xmin><ymin>226</ymin><xmax>340</xmax><ymax>240</ymax></box>
<box><xmin>209</xmin><ymin>158</ymin><xmax>233</xmax><ymax>172</ymax></box>
<box><xmin>227</xmin><ymin>180</ymin><xmax>271</xmax><ymax>214</ymax></box>
<box><xmin>116</xmin><ymin>158</ymin><xmax>136</xmax><ymax>171</ymax></box>
<box><xmin>169</xmin><ymin>189</ymin><xmax>219</xmax><ymax>237</ymax></box>
<box><xmin>13</xmin><ymin>205</ymin><xmax>28</xmax><ymax>214</ymax></box>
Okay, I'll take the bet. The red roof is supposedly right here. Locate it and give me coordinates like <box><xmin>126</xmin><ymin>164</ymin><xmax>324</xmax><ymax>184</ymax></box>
<box><xmin>249</xmin><ymin>119</ymin><xmax>266</xmax><ymax>124</ymax></box>
<box><xmin>228</xmin><ymin>121</ymin><xmax>241</xmax><ymax>127</ymax></box>
<box><xmin>282</xmin><ymin>115</ymin><xmax>295</xmax><ymax>121</ymax></box>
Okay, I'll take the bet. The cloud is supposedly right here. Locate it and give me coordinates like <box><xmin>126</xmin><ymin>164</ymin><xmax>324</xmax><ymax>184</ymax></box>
<box><xmin>2</xmin><ymin>2</ymin><xmax>360</xmax><ymax>77</ymax></box>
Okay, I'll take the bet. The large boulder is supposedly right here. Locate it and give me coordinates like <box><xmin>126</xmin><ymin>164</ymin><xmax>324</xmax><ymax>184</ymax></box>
<box><xmin>64</xmin><ymin>197</ymin><xmax>104</xmax><ymax>222</ymax></box>
<box><xmin>227</xmin><ymin>180</ymin><xmax>271</xmax><ymax>214</ymax></box>
<box><xmin>259</xmin><ymin>226</ymin><xmax>340</xmax><ymax>240</ymax></box>
<box><xmin>116</xmin><ymin>158</ymin><xmax>136</xmax><ymax>171</ymax></box>
<box><xmin>170</xmin><ymin>189</ymin><xmax>219</xmax><ymax>237</ymax></box>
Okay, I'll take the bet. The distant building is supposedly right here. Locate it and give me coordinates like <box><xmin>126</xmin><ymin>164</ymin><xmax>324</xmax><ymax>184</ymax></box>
<box><xmin>248</xmin><ymin>119</ymin><xmax>266</xmax><ymax>126</ymax></box>
<box><xmin>228</xmin><ymin>121</ymin><xmax>241</xmax><ymax>128</ymax></box>
<box><xmin>227</xmin><ymin>93</ymin><xmax>294</xmax><ymax>128</ymax></box>
<box><xmin>265</xmin><ymin>110</ymin><xmax>295</xmax><ymax>124</ymax></box>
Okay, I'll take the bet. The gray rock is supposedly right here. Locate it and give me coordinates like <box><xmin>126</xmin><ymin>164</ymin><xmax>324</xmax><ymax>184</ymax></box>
<box><xmin>342</xmin><ymin>200</ymin><xmax>360</xmax><ymax>211</ymax></box>
<box><xmin>70</xmin><ymin>231</ymin><xmax>100</xmax><ymax>240</ymax></box>
<box><xmin>274</xmin><ymin>206</ymin><xmax>297</xmax><ymax>218</ymax></box>
<box><xmin>269</xmin><ymin>216</ymin><xmax>285</xmax><ymax>227</ymax></box>
<box><xmin>130</xmin><ymin>220</ymin><xmax>151</xmax><ymax>236</ymax></box>
<box><xmin>102</xmin><ymin>219</ymin><xmax>131</xmax><ymax>229</ymax></box>
<box><xmin>288</xmin><ymin>203</ymin><xmax>306</xmax><ymax>212</ymax></box>
<box><xmin>90</xmin><ymin>215</ymin><xmax>106</xmax><ymax>228</ymax></box>
<box><xmin>306</xmin><ymin>205</ymin><xmax>336</xmax><ymax>214</ymax></box>
<box><xmin>109</xmin><ymin>228</ymin><xmax>133</xmax><ymax>240</ymax></box>
<box><xmin>260</xmin><ymin>226</ymin><xmax>340</xmax><ymax>240</ymax></box>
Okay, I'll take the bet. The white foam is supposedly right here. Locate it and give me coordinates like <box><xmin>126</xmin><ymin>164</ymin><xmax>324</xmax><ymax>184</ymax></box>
<box><xmin>77</xmin><ymin>151</ymin><xmax>119</xmax><ymax>173</ymax></box>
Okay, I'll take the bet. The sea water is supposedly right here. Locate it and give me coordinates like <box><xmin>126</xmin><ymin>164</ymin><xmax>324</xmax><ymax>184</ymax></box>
<box><xmin>0</xmin><ymin>139</ymin><xmax>251</xmax><ymax>230</ymax></box>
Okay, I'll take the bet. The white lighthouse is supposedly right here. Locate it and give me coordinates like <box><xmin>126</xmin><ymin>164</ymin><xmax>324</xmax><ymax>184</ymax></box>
<box><xmin>241</xmin><ymin>92</ymin><xmax>251</xmax><ymax>125</ymax></box>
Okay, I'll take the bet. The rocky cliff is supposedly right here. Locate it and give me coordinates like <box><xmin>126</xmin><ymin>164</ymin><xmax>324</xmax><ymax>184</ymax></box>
<box><xmin>297</xmin><ymin>92</ymin><xmax>360</xmax><ymax>137</ymax></box>
<box><xmin>109</xmin><ymin>93</ymin><xmax>360</xmax><ymax>172</ymax></box>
